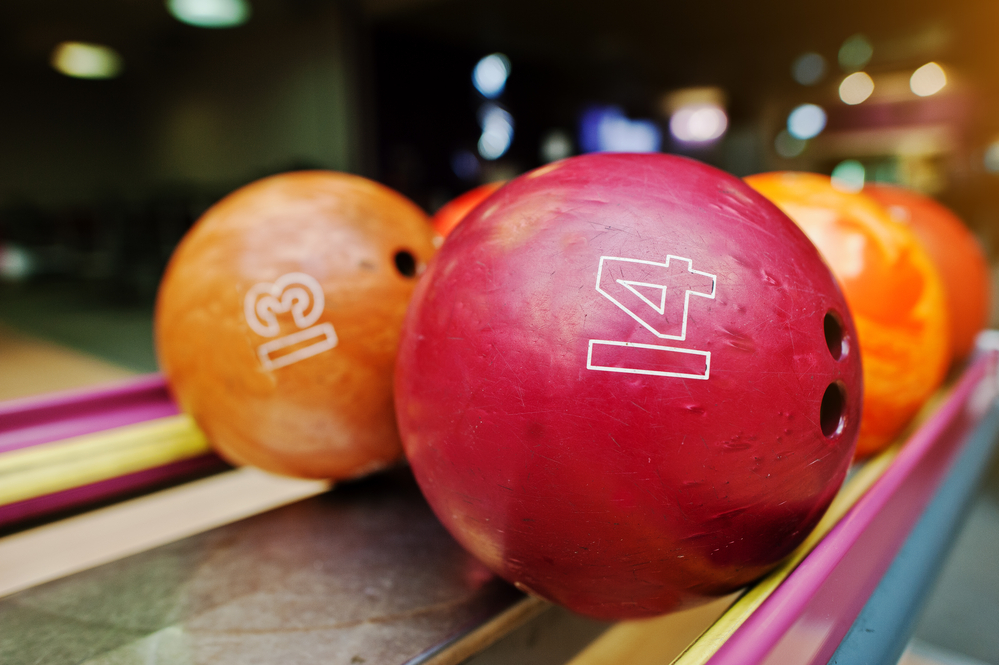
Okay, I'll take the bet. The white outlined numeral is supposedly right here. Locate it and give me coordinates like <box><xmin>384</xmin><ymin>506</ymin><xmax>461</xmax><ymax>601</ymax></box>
<box><xmin>244</xmin><ymin>272</ymin><xmax>337</xmax><ymax>371</ymax></box>
<box><xmin>590</xmin><ymin>255</ymin><xmax>715</xmax><ymax>379</ymax></box>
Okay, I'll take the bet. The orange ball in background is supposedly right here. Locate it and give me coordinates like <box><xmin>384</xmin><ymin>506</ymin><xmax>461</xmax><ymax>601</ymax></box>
<box><xmin>745</xmin><ymin>172</ymin><xmax>950</xmax><ymax>458</ymax></box>
<box><xmin>865</xmin><ymin>184</ymin><xmax>991</xmax><ymax>362</ymax></box>
<box><xmin>155</xmin><ymin>171</ymin><xmax>437</xmax><ymax>479</ymax></box>
<box><xmin>432</xmin><ymin>181</ymin><xmax>505</xmax><ymax>237</ymax></box>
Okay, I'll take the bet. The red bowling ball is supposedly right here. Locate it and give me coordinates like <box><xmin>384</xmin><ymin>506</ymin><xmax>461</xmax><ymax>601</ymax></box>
<box><xmin>395</xmin><ymin>154</ymin><xmax>863</xmax><ymax>620</ymax></box>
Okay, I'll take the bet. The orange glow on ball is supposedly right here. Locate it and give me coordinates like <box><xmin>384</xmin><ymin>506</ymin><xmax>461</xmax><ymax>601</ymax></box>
<box><xmin>866</xmin><ymin>184</ymin><xmax>991</xmax><ymax>362</ymax></box>
<box><xmin>432</xmin><ymin>181</ymin><xmax>505</xmax><ymax>238</ymax></box>
<box><xmin>746</xmin><ymin>172</ymin><xmax>950</xmax><ymax>457</ymax></box>
<box><xmin>155</xmin><ymin>171</ymin><xmax>437</xmax><ymax>479</ymax></box>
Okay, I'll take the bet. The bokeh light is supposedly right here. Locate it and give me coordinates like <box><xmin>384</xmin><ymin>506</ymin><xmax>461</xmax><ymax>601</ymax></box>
<box><xmin>910</xmin><ymin>62</ymin><xmax>947</xmax><ymax>97</ymax></box>
<box><xmin>669</xmin><ymin>105</ymin><xmax>728</xmax><ymax>143</ymax></box>
<box><xmin>838</xmin><ymin>34</ymin><xmax>873</xmax><ymax>72</ymax></box>
<box><xmin>775</xmin><ymin>130</ymin><xmax>807</xmax><ymax>158</ymax></box>
<box><xmin>477</xmin><ymin>103</ymin><xmax>514</xmax><ymax>160</ymax></box>
<box><xmin>540</xmin><ymin>130</ymin><xmax>573</xmax><ymax>163</ymax></box>
<box><xmin>580</xmin><ymin>106</ymin><xmax>662</xmax><ymax>152</ymax></box>
<box><xmin>0</xmin><ymin>245</ymin><xmax>33</xmax><ymax>282</ymax></box>
<box><xmin>51</xmin><ymin>42</ymin><xmax>123</xmax><ymax>79</ymax></box>
<box><xmin>787</xmin><ymin>104</ymin><xmax>827</xmax><ymax>140</ymax></box>
<box><xmin>472</xmin><ymin>53</ymin><xmax>511</xmax><ymax>99</ymax></box>
<box><xmin>831</xmin><ymin>160</ymin><xmax>866</xmax><ymax>192</ymax></box>
<box><xmin>166</xmin><ymin>0</ymin><xmax>250</xmax><ymax>28</ymax></box>
<box><xmin>983</xmin><ymin>141</ymin><xmax>999</xmax><ymax>174</ymax></box>
<box><xmin>792</xmin><ymin>53</ymin><xmax>826</xmax><ymax>86</ymax></box>
<box><xmin>839</xmin><ymin>72</ymin><xmax>874</xmax><ymax>105</ymax></box>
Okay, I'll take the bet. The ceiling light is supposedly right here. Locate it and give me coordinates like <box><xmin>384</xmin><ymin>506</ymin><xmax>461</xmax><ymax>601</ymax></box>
<box><xmin>910</xmin><ymin>62</ymin><xmax>947</xmax><ymax>97</ymax></box>
<box><xmin>51</xmin><ymin>42</ymin><xmax>123</xmax><ymax>79</ymax></box>
<box><xmin>167</xmin><ymin>0</ymin><xmax>251</xmax><ymax>28</ymax></box>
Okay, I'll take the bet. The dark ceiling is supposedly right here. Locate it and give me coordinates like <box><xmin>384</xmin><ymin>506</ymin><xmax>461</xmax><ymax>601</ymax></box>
<box><xmin>371</xmin><ymin>0</ymin><xmax>999</xmax><ymax>105</ymax></box>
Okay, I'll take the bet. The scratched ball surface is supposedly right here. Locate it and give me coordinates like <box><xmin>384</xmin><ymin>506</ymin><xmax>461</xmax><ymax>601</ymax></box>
<box><xmin>156</xmin><ymin>171</ymin><xmax>437</xmax><ymax>479</ymax></box>
<box><xmin>395</xmin><ymin>154</ymin><xmax>862</xmax><ymax>619</ymax></box>
<box><xmin>746</xmin><ymin>173</ymin><xmax>950</xmax><ymax>458</ymax></box>
<box><xmin>865</xmin><ymin>184</ymin><xmax>990</xmax><ymax>363</ymax></box>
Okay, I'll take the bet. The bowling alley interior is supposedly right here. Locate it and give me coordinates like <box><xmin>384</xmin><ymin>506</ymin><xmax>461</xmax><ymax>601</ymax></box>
<box><xmin>4</xmin><ymin>0</ymin><xmax>999</xmax><ymax>663</ymax></box>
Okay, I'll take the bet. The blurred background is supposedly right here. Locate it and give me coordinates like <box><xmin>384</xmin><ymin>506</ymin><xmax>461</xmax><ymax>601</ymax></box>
<box><xmin>2</xmin><ymin>1</ymin><xmax>999</xmax><ymax>661</ymax></box>
<box><xmin>5</xmin><ymin>0</ymin><xmax>999</xmax><ymax>338</ymax></box>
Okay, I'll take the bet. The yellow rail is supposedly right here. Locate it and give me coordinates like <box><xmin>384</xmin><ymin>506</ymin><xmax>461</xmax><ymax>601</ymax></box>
<box><xmin>0</xmin><ymin>415</ymin><xmax>212</xmax><ymax>506</ymax></box>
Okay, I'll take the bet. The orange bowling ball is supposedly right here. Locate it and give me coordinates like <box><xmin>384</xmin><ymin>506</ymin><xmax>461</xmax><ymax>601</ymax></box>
<box><xmin>866</xmin><ymin>184</ymin><xmax>991</xmax><ymax>362</ymax></box>
<box><xmin>155</xmin><ymin>171</ymin><xmax>437</xmax><ymax>479</ymax></box>
<box><xmin>432</xmin><ymin>181</ymin><xmax>505</xmax><ymax>237</ymax></box>
<box><xmin>745</xmin><ymin>172</ymin><xmax>950</xmax><ymax>457</ymax></box>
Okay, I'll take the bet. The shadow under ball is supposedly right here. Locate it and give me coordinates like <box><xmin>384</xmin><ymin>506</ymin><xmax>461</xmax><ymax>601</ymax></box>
<box><xmin>156</xmin><ymin>171</ymin><xmax>437</xmax><ymax>479</ymax></box>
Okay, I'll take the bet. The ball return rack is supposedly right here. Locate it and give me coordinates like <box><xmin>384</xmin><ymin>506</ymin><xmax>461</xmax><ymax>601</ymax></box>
<box><xmin>2</xmin><ymin>340</ymin><xmax>998</xmax><ymax>665</ymax></box>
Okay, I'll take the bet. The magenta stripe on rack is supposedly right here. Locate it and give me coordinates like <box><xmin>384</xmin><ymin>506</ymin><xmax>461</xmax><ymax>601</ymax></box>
<box><xmin>0</xmin><ymin>453</ymin><xmax>229</xmax><ymax>528</ymax></box>
<box><xmin>0</xmin><ymin>374</ymin><xmax>179</xmax><ymax>454</ymax></box>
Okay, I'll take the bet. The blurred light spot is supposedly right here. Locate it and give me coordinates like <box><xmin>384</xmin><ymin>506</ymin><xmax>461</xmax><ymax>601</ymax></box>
<box><xmin>0</xmin><ymin>244</ymin><xmax>33</xmax><ymax>282</ymax></box>
<box><xmin>886</xmin><ymin>204</ymin><xmax>910</xmax><ymax>222</ymax></box>
<box><xmin>167</xmin><ymin>0</ymin><xmax>250</xmax><ymax>27</ymax></box>
<box><xmin>910</xmin><ymin>62</ymin><xmax>946</xmax><ymax>97</ymax></box>
<box><xmin>839</xmin><ymin>72</ymin><xmax>874</xmax><ymax>105</ymax></box>
<box><xmin>831</xmin><ymin>160</ymin><xmax>865</xmax><ymax>192</ymax></box>
<box><xmin>984</xmin><ymin>141</ymin><xmax>999</xmax><ymax>173</ymax></box>
<box><xmin>661</xmin><ymin>86</ymin><xmax>727</xmax><ymax>121</ymax></box>
<box><xmin>669</xmin><ymin>105</ymin><xmax>727</xmax><ymax>143</ymax></box>
<box><xmin>787</xmin><ymin>104</ymin><xmax>826</xmax><ymax>140</ymax></box>
<box><xmin>580</xmin><ymin>106</ymin><xmax>662</xmax><ymax>152</ymax></box>
<box><xmin>792</xmin><ymin>53</ymin><xmax>826</xmax><ymax>85</ymax></box>
<box><xmin>661</xmin><ymin>86</ymin><xmax>727</xmax><ymax>112</ymax></box>
<box><xmin>839</xmin><ymin>34</ymin><xmax>873</xmax><ymax>72</ymax></box>
<box><xmin>473</xmin><ymin>53</ymin><xmax>510</xmax><ymax>99</ymax></box>
<box><xmin>540</xmin><ymin>130</ymin><xmax>573</xmax><ymax>163</ymax></box>
<box><xmin>775</xmin><ymin>130</ymin><xmax>807</xmax><ymax>158</ymax></box>
<box><xmin>451</xmin><ymin>150</ymin><xmax>480</xmax><ymax>180</ymax></box>
<box><xmin>477</xmin><ymin>103</ymin><xmax>514</xmax><ymax>160</ymax></box>
<box><xmin>51</xmin><ymin>42</ymin><xmax>123</xmax><ymax>79</ymax></box>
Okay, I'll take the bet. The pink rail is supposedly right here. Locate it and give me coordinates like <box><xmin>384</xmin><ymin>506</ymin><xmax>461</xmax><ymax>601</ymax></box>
<box><xmin>706</xmin><ymin>351</ymin><xmax>998</xmax><ymax>665</ymax></box>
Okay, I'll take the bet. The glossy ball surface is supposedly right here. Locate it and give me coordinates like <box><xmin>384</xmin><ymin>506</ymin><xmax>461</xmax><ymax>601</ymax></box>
<box><xmin>746</xmin><ymin>172</ymin><xmax>950</xmax><ymax>457</ymax></box>
<box><xmin>396</xmin><ymin>154</ymin><xmax>861</xmax><ymax>620</ymax></box>
<box><xmin>156</xmin><ymin>171</ymin><xmax>437</xmax><ymax>479</ymax></box>
<box><xmin>866</xmin><ymin>184</ymin><xmax>990</xmax><ymax>362</ymax></box>
<box><xmin>432</xmin><ymin>181</ymin><xmax>505</xmax><ymax>238</ymax></box>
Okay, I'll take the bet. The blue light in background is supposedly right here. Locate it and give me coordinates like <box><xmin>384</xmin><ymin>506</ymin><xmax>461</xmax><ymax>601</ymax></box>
<box><xmin>477</xmin><ymin>103</ymin><xmax>514</xmax><ymax>160</ymax></box>
<box><xmin>578</xmin><ymin>106</ymin><xmax>662</xmax><ymax>153</ymax></box>
<box><xmin>473</xmin><ymin>54</ymin><xmax>511</xmax><ymax>99</ymax></box>
<box><xmin>787</xmin><ymin>104</ymin><xmax>827</xmax><ymax>140</ymax></box>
